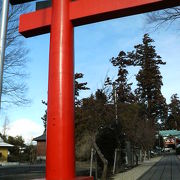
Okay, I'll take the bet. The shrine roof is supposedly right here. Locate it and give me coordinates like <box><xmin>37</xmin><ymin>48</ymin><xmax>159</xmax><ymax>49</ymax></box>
<box><xmin>33</xmin><ymin>132</ymin><xmax>46</xmax><ymax>142</ymax></box>
<box><xmin>159</xmin><ymin>130</ymin><xmax>180</xmax><ymax>137</ymax></box>
<box><xmin>0</xmin><ymin>137</ymin><xmax>13</xmax><ymax>147</ymax></box>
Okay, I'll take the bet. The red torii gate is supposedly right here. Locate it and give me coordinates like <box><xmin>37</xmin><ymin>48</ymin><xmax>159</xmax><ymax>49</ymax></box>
<box><xmin>10</xmin><ymin>0</ymin><xmax>180</xmax><ymax>180</ymax></box>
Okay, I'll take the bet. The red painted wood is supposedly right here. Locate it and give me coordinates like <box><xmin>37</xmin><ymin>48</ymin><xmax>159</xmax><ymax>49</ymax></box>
<box><xmin>46</xmin><ymin>0</ymin><xmax>75</xmax><ymax>179</ymax></box>
<box><xmin>19</xmin><ymin>0</ymin><xmax>180</xmax><ymax>37</ymax></box>
<box><xmin>70</xmin><ymin>0</ymin><xmax>180</xmax><ymax>26</ymax></box>
<box><xmin>19</xmin><ymin>7</ymin><xmax>51</xmax><ymax>37</ymax></box>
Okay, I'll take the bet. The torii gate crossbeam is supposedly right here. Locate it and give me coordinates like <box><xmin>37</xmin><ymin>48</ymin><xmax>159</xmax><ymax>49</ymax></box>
<box><xmin>10</xmin><ymin>0</ymin><xmax>180</xmax><ymax>180</ymax></box>
<box><xmin>19</xmin><ymin>0</ymin><xmax>180</xmax><ymax>37</ymax></box>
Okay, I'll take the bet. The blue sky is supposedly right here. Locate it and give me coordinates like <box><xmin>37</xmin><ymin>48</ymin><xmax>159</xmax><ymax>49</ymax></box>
<box><xmin>0</xmin><ymin>7</ymin><xmax>180</xmax><ymax>142</ymax></box>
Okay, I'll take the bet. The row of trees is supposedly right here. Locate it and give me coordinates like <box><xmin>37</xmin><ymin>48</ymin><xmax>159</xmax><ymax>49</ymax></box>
<box><xmin>40</xmin><ymin>33</ymin><xmax>180</xmax><ymax>162</ymax></box>
<box><xmin>41</xmin><ymin>33</ymin><xmax>180</xmax><ymax>161</ymax></box>
<box><xmin>0</xmin><ymin>133</ymin><xmax>36</xmax><ymax>162</ymax></box>
<box><xmin>74</xmin><ymin>34</ymin><xmax>180</xmax><ymax>160</ymax></box>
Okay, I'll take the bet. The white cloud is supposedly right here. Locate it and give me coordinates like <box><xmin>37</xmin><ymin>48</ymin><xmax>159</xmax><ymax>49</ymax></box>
<box><xmin>5</xmin><ymin>119</ymin><xmax>44</xmax><ymax>144</ymax></box>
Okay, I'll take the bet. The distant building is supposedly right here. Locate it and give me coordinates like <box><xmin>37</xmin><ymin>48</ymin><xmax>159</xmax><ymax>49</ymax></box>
<box><xmin>33</xmin><ymin>133</ymin><xmax>46</xmax><ymax>160</ymax></box>
<box><xmin>0</xmin><ymin>137</ymin><xmax>13</xmax><ymax>162</ymax></box>
<box><xmin>159</xmin><ymin>130</ymin><xmax>180</xmax><ymax>148</ymax></box>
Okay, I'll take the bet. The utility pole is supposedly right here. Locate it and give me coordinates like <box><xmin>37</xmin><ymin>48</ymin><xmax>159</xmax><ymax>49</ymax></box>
<box><xmin>113</xmin><ymin>83</ymin><xmax>118</xmax><ymax>124</ymax></box>
<box><xmin>0</xmin><ymin>0</ymin><xmax>9</xmax><ymax>108</ymax></box>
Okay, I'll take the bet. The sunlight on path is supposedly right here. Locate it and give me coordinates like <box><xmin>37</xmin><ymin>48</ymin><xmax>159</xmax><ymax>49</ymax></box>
<box><xmin>113</xmin><ymin>156</ymin><xmax>162</xmax><ymax>180</ymax></box>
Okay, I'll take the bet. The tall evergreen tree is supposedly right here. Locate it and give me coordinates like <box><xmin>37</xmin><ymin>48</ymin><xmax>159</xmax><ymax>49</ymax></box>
<box><xmin>130</xmin><ymin>34</ymin><xmax>167</xmax><ymax>126</ymax></box>
<box><xmin>166</xmin><ymin>94</ymin><xmax>180</xmax><ymax>129</ymax></box>
<box><xmin>107</xmin><ymin>51</ymin><xmax>155</xmax><ymax>150</ymax></box>
<box><xmin>109</xmin><ymin>51</ymin><xmax>134</xmax><ymax>103</ymax></box>
<box><xmin>75</xmin><ymin>73</ymin><xmax>89</xmax><ymax>106</ymax></box>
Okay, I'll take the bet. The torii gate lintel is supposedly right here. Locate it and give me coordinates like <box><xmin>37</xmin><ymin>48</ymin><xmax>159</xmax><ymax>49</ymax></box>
<box><xmin>19</xmin><ymin>0</ymin><xmax>180</xmax><ymax>37</ymax></box>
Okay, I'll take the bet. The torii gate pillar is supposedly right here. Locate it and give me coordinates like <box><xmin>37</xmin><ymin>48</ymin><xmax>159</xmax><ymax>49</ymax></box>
<box><xmin>46</xmin><ymin>0</ymin><xmax>75</xmax><ymax>179</ymax></box>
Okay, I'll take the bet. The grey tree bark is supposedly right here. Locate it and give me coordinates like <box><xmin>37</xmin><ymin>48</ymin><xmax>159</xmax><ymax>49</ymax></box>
<box><xmin>93</xmin><ymin>140</ymin><xmax>108</xmax><ymax>180</ymax></box>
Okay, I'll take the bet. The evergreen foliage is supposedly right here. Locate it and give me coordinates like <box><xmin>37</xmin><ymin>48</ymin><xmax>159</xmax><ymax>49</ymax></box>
<box><xmin>40</xmin><ymin>33</ymin><xmax>180</xmax><ymax>167</ymax></box>
<box><xmin>75</xmin><ymin>73</ymin><xmax>89</xmax><ymax>105</ymax></box>
<box><xmin>166</xmin><ymin>94</ymin><xmax>180</xmax><ymax>129</ymax></box>
<box><xmin>131</xmin><ymin>34</ymin><xmax>167</xmax><ymax>125</ymax></box>
<box><xmin>41</xmin><ymin>73</ymin><xmax>89</xmax><ymax>132</ymax></box>
<box><xmin>0</xmin><ymin>133</ymin><xmax>36</xmax><ymax>162</ymax></box>
<box><xmin>109</xmin><ymin>51</ymin><xmax>134</xmax><ymax>103</ymax></box>
<box><xmin>75</xmin><ymin>34</ymin><xmax>169</xmax><ymax>162</ymax></box>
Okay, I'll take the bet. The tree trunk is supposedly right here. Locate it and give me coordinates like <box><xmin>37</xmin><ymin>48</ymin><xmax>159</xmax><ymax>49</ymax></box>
<box><xmin>93</xmin><ymin>141</ymin><xmax>108</xmax><ymax>180</ymax></box>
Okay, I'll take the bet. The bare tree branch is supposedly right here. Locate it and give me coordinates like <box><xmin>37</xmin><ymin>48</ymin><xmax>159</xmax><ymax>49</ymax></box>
<box><xmin>0</xmin><ymin>2</ymin><xmax>31</xmax><ymax>106</ymax></box>
<box><xmin>146</xmin><ymin>7</ymin><xmax>180</xmax><ymax>30</ymax></box>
